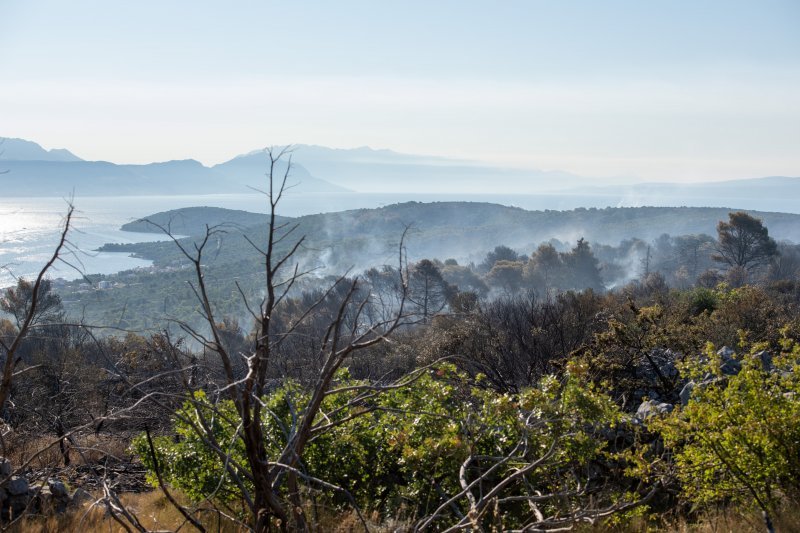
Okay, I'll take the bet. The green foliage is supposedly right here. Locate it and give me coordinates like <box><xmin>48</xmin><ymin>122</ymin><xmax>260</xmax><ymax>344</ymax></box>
<box><xmin>700</xmin><ymin>284</ymin><xmax>787</xmax><ymax>349</ymax></box>
<box><xmin>579</xmin><ymin>301</ymin><xmax>696</xmax><ymax>403</ymax></box>
<box><xmin>485</xmin><ymin>259</ymin><xmax>525</xmax><ymax>294</ymax></box>
<box><xmin>654</xmin><ymin>337</ymin><xmax>800</xmax><ymax>514</ymax></box>
<box><xmin>713</xmin><ymin>211</ymin><xmax>779</xmax><ymax>271</ymax></box>
<box><xmin>685</xmin><ymin>286</ymin><xmax>718</xmax><ymax>316</ymax></box>
<box><xmin>562</xmin><ymin>238</ymin><xmax>604</xmax><ymax>291</ymax></box>
<box><xmin>132</xmin><ymin>390</ymin><xmax>248</xmax><ymax>503</ymax></box>
<box><xmin>135</xmin><ymin>366</ymin><xmax>634</xmax><ymax>523</ymax></box>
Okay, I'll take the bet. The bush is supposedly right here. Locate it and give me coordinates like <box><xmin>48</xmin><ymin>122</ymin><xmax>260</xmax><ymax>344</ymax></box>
<box><xmin>686</xmin><ymin>287</ymin><xmax>718</xmax><ymax>316</ymax></box>
<box><xmin>134</xmin><ymin>365</ymin><xmax>645</xmax><ymax>527</ymax></box>
<box><xmin>654</xmin><ymin>337</ymin><xmax>800</xmax><ymax>520</ymax></box>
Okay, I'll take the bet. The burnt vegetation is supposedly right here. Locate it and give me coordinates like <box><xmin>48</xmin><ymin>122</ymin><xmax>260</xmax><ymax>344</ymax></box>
<box><xmin>2</xmin><ymin>157</ymin><xmax>800</xmax><ymax>531</ymax></box>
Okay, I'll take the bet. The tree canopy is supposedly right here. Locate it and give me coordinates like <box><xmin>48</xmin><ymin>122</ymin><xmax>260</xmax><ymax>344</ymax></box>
<box><xmin>713</xmin><ymin>211</ymin><xmax>779</xmax><ymax>271</ymax></box>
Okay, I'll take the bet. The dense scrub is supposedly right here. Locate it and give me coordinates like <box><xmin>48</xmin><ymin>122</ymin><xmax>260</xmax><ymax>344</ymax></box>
<box><xmin>6</xmin><ymin>274</ymin><xmax>800</xmax><ymax>529</ymax></box>
<box><xmin>3</xmin><ymin>203</ymin><xmax>800</xmax><ymax>530</ymax></box>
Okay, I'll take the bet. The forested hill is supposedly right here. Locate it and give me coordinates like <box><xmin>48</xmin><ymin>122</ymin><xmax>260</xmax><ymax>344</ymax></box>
<box><xmin>80</xmin><ymin>201</ymin><xmax>800</xmax><ymax>333</ymax></box>
<box><xmin>121</xmin><ymin>206</ymin><xmax>279</xmax><ymax>236</ymax></box>
<box><xmin>106</xmin><ymin>202</ymin><xmax>800</xmax><ymax>268</ymax></box>
<box><xmin>309</xmin><ymin>202</ymin><xmax>800</xmax><ymax>245</ymax></box>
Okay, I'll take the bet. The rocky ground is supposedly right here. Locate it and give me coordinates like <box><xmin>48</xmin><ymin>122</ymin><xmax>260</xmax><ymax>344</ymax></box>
<box><xmin>1</xmin><ymin>455</ymin><xmax>150</xmax><ymax>522</ymax></box>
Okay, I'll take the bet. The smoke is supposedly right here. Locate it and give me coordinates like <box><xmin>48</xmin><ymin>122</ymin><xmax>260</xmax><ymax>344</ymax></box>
<box><xmin>603</xmin><ymin>242</ymin><xmax>649</xmax><ymax>289</ymax></box>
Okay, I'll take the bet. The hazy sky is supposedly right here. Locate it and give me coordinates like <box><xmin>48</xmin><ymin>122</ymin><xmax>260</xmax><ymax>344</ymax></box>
<box><xmin>1</xmin><ymin>1</ymin><xmax>798</xmax><ymax>182</ymax></box>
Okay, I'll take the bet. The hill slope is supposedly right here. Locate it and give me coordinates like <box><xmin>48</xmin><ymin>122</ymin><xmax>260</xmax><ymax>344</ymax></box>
<box><xmin>107</xmin><ymin>203</ymin><xmax>800</xmax><ymax>269</ymax></box>
<box><xmin>83</xmin><ymin>202</ymin><xmax>800</xmax><ymax>334</ymax></box>
<box><xmin>121</xmin><ymin>206</ymin><xmax>281</xmax><ymax>235</ymax></box>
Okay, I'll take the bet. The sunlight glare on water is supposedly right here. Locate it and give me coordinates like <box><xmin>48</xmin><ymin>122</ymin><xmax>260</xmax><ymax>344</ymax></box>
<box><xmin>0</xmin><ymin>198</ymin><xmax>167</xmax><ymax>288</ymax></box>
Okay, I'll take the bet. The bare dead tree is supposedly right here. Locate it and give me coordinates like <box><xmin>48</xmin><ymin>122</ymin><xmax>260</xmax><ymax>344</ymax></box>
<box><xmin>134</xmin><ymin>147</ymin><xmax>414</xmax><ymax>531</ymax></box>
<box><xmin>0</xmin><ymin>204</ymin><xmax>75</xmax><ymax>414</ymax></box>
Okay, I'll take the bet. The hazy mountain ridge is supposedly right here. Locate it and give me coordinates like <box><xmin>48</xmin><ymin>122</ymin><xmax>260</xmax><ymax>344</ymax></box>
<box><xmin>284</xmin><ymin>144</ymin><xmax>596</xmax><ymax>193</ymax></box>
<box><xmin>0</xmin><ymin>137</ymin><xmax>83</xmax><ymax>162</ymax></box>
<box><xmin>108</xmin><ymin>203</ymin><xmax>800</xmax><ymax>271</ymax></box>
<box><xmin>211</xmin><ymin>151</ymin><xmax>347</xmax><ymax>193</ymax></box>
<box><xmin>3</xmin><ymin>137</ymin><xmax>799</xmax><ymax>203</ymax></box>
<box><xmin>0</xmin><ymin>141</ymin><xmax>348</xmax><ymax>196</ymax></box>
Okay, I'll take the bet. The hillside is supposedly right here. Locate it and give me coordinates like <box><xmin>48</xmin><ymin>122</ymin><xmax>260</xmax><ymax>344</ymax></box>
<box><xmin>105</xmin><ymin>202</ymin><xmax>800</xmax><ymax>268</ymax></box>
<box><xmin>69</xmin><ymin>201</ymin><xmax>800</xmax><ymax>336</ymax></box>
<box><xmin>211</xmin><ymin>151</ymin><xmax>347</xmax><ymax>193</ymax></box>
<box><xmin>120</xmin><ymin>206</ymin><xmax>278</xmax><ymax>235</ymax></box>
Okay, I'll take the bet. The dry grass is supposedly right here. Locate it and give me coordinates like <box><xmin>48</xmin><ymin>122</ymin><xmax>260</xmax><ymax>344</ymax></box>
<box><xmin>7</xmin><ymin>483</ymin><xmax>800</xmax><ymax>532</ymax></box>
<box><xmin>3</xmin><ymin>433</ymin><xmax>64</xmax><ymax>469</ymax></box>
<box><xmin>4</xmin><ymin>432</ymin><xmax>134</xmax><ymax>470</ymax></box>
<box><xmin>6</xmin><ymin>492</ymin><xmax>406</xmax><ymax>532</ymax></box>
<box><xmin>670</xmin><ymin>507</ymin><xmax>800</xmax><ymax>532</ymax></box>
<box><xmin>595</xmin><ymin>503</ymin><xmax>800</xmax><ymax>532</ymax></box>
<box><xmin>6</xmin><ymin>491</ymin><xmax>247</xmax><ymax>532</ymax></box>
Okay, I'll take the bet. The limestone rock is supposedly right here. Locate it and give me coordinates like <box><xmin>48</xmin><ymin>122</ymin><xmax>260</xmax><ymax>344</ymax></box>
<box><xmin>717</xmin><ymin>346</ymin><xmax>742</xmax><ymax>375</ymax></box>
<box><xmin>755</xmin><ymin>350</ymin><xmax>773</xmax><ymax>371</ymax></box>
<box><xmin>679</xmin><ymin>381</ymin><xmax>695</xmax><ymax>405</ymax></box>
<box><xmin>636</xmin><ymin>400</ymin><xmax>674</xmax><ymax>420</ymax></box>
<box><xmin>717</xmin><ymin>346</ymin><xmax>735</xmax><ymax>359</ymax></box>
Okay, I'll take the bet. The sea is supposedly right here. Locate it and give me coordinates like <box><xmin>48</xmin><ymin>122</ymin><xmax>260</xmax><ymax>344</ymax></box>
<box><xmin>1</xmin><ymin>190</ymin><xmax>797</xmax><ymax>289</ymax></box>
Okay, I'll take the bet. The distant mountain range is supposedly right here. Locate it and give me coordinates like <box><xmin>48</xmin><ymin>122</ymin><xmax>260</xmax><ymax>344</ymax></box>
<box><xmin>0</xmin><ymin>138</ymin><xmax>347</xmax><ymax>196</ymax></box>
<box><xmin>1</xmin><ymin>137</ymin><xmax>798</xmax><ymax>212</ymax></box>
<box><xmin>0</xmin><ymin>137</ymin><xmax>83</xmax><ymax>162</ymax></box>
<box><xmin>0</xmin><ymin>137</ymin><xmax>596</xmax><ymax>196</ymax></box>
<box><xmin>277</xmin><ymin>144</ymin><xmax>600</xmax><ymax>193</ymax></box>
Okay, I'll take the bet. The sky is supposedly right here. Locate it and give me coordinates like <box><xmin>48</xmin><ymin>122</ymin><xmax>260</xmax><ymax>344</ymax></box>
<box><xmin>1</xmin><ymin>0</ymin><xmax>799</xmax><ymax>182</ymax></box>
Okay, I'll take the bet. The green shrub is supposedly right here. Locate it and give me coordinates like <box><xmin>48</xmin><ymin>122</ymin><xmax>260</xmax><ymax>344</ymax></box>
<box><xmin>134</xmin><ymin>365</ymin><xmax>640</xmax><ymax>525</ymax></box>
<box><xmin>654</xmin><ymin>336</ymin><xmax>800</xmax><ymax>516</ymax></box>
<box><xmin>686</xmin><ymin>287</ymin><xmax>718</xmax><ymax>316</ymax></box>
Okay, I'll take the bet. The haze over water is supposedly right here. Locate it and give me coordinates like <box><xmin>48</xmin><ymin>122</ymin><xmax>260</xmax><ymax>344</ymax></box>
<box><xmin>3</xmin><ymin>188</ymin><xmax>799</xmax><ymax>288</ymax></box>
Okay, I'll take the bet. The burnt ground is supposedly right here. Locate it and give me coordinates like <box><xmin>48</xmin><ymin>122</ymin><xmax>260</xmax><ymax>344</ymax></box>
<box><xmin>27</xmin><ymin>456</ymin><xmax>151</xmax><ymax>494</ymax></box>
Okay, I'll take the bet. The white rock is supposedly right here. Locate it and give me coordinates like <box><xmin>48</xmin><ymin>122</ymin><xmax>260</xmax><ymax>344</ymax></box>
<box><xmin>679</xmin><ymin>381</ymin><xmax>695</xmax><ymax>405</ymax></box>
<box><xmin>635</xmin><ymin>400</ymin><xmax>674</xmax><ymax>420</ymax></box>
